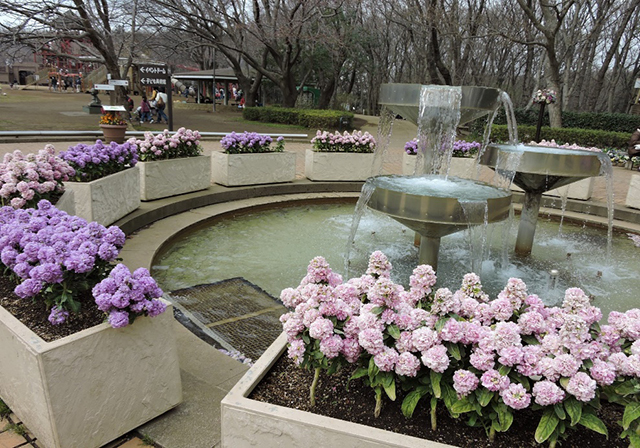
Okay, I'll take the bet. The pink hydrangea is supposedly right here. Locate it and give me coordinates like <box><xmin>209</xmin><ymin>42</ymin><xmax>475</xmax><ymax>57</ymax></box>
<box><xmin>469</xmin><ymin>349</ymin><xmax>495</xmax><ymax>371</ymax></box>
<box><xmin>409</xmin><ymin>264</ymin><xmax>437</xmax><ymax>298</ymax></box>
<box><xmin>421</xmin><ymin>345</ymin><xmax>450</xmax><ymax>373</ymax></box>
<box><xmin>287</xmin><ymin>339</ymin><xmax>306</xmax><ymax>365</ymax></box>
<box><xmin>280</xmin><ymin>287</ymin><xmax>304</xmax><ymax>308</ymax></box>
<box><xmin>553</xmin><ymin>354</ymin><xmax>581</xmax><ymax>378</ymax></box>
<box><xmin>453</xmin><ymin>369</ymin><xmax>479</xmax><ymax>397</ymax></box>
<box><xmin>341</xmin><ymin>337</ymin><xmax>362</xmax><ymax>363</ymax></box>
<box><xmin>565</xmin><ymin>372</ymin><xmax>597</xmax><ymax>402</ymax></box>
<box><xmin>366</xmin><ymin>250</ymin><xmax>392</xmax><ymax>278</ymax></box>
<box><xmin>498</xmin><ymin>346</ymin><xmax>524</xmax><ymax>367</ymax></box>
<box><xmin>480</xmin><ymin>369</ymin><xmax>510</xmax><ymax>391</ymax></box>
<box><xmin>412</xmin><ymin>327</ymin><xmax>438</xmax><ymax>352</ymax></box>
<box><xmin>500</xmin><ymin>383</ymin><xmax>531</xmax><ymax>409</ymax></box>
<box><xmin>309</xmin><ymin>317</ymin><xmax>334</xmax><ymax>340</ymax></box>
<box><xmin>395</xmin><ymin>331</ymin><xmax>416</xmax><ymax>353</ymax></box>
<box><xmin>590</xmin><ymin>359</ymin><xmax>616</xmax><ymax>386</ymax></box>
<box><xmin>395</xmin><ymin>352</ymin><xmax>421</xmax><ymax>377</ymax></box>
<box><xmin>439</xmin><ymin>318</ymin><xmax>462</xmax><ymax>343</ymax></box>
<box><xmin>532</xmin><ymin>380</ymin><xmax>565</xmax><ymax>406</ymax></box>
<box><xmin>490</xmin><ymin>297</ymin><xmax>514</xmax><ymax>321</ymax></box>
<box><xmin>518</xmin><ymin>310</ymin><xmax>546</xmax><ymax>335</ymax></box>
<box><xmin>320</xmin><ymin>335</ymin><xmax>343</xmax><ymax>359</ymax></box>
<box><xmin>562</xmin><ymin>287</ymin><xmax>590</xmax><ymax>313</ymax></box>
<box><xmin>358</xmin><ymin>328</ymin><xmax>385</xmax><ymax>355</ymax></box>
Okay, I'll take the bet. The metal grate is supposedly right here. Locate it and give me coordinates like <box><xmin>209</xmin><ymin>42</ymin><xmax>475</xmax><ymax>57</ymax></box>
<box><xmin>170</xmin><ymin>278</ymin><xmax>287</xmax><ymax>361</ymax></box>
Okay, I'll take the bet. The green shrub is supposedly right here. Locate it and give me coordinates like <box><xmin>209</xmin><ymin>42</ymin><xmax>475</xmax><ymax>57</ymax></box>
<box><xmin>243</xmin><ymin>107</ymin><xmax>353</xmax><ymax>129</ymax></box>
<box><xmin>489</xmin><ymin>125</ymin><xmax>631</xmax><ymax>150</ymax></box>
<box><xmin>484</xmin><ymin>108</ymin><xmax>640</xmax><ymax>133</ymax></box>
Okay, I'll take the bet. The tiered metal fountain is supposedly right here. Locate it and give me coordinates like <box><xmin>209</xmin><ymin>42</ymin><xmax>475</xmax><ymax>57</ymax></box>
<box><xmin>366</xmin><ymin>84</ymin><xmax>513</xmax><ymax>271</ymax></box>
<box><xmin>479</xmin><ymin>144</ymin><xmax>603</xmax><ymax>255</ymax></box>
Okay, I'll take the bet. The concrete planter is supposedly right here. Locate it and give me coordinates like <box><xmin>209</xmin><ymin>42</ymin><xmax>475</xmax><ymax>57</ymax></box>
<box><xmin>221</xmin><ymin>333</ymin><xmax>454</xmax><ymax>448</ymax></box>
<box><xmin>626</xmin><ymin>174</ymin><xmax>640</xmax><ymax>209</ymax></box>
<box><xmin>139</xmin><ymin>155</ymin><xmax>211</xmax><ymax>201</ymax></box>
<box><xmin>211</xmin><ymin>151</ymin><xmax>296</xmax><ymax>186</ymax></box>
<box><xmin>0</xmin><ymin>299</ymin><xmax>182</xmax><ymax>448</ymax></box>
<box><xmin>545</xmin><ymin>177</ymin><xmax>595</xmax><ymax>201</ymax></box>
<box><xmin>305</xmin><ymin>149</ymin><xmax>376</xmax><ymax>181</ymax></box>
<box><xmin>402</xmin><ymin>153</ymin><xmax>481</xmax><ymax>179</ymax></box>
<box><xmin>61</xmin><ymin>166</ymin><xmax>140</xmax><ymax>226</ymax></box>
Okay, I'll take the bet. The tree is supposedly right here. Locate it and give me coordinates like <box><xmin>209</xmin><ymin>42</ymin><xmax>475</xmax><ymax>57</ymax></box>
<box><xmin>0</xmin><ymin>0</ymin><xmax>149</xmax><ymax>105</ymax></box>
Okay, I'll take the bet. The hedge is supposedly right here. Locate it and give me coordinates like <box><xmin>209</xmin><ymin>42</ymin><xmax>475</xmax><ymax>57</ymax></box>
<box><xmin>243</xmin><ymin>106</ymin><xmax>354</xmax><ymax>129</ymax></box>
<box><xmin>487</xmin><ymin>108</ymin><xmax>640</xmax><ymax>133</ymax></box>
<box><xmin>489</xmin><ymin>124</ymin><xmax>631</xmax><ymax>150</ymax></box>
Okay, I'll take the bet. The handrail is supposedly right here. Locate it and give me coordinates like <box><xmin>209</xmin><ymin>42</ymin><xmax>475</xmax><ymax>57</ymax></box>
<box><xmin>0</xmin><ymin>130</ymin><xmax>309</xmax><ymax>139</ymax></box>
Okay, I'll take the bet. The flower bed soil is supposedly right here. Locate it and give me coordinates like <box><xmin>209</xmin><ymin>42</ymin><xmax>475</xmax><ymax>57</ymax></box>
<box><xmin>250</xmin><ymin>355</ymin><xmax>627</xmax><ymax>448</ymax></box>
<box><xmin>0</xmin><ymin>275</ymin><xmax>104</xmax><ymax>342</ymax></box>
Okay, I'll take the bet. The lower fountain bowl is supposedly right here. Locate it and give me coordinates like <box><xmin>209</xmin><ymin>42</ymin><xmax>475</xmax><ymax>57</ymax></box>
<box><xmin>366</xmin><ymin>175</ymin><xmax>512</xmax><ymax>238</ymax></box>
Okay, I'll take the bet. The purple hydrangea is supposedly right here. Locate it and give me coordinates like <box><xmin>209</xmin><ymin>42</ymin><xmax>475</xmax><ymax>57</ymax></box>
<box><xmin>220</xmin><ymin>131</ymin><xmax>283</xmax><ymax>154</ymax></box>
<box><xmin>311</xmin><ymin>130</ymin><xmax>376</xmax><ymax>153</ymax></box>
<box><xmin>92</xmin><ymin>263</ymin><xmax>166</xmax><ymax>328</ymax></box>
<box><xmin>48</xmin><ymin>306</ymin><xmax>70</xmax><ymax>325</ymax></box>
<box><xmin>60</xmin><ymin>140</ymin><xmax>138</xmax><ymax>182</ymax></box>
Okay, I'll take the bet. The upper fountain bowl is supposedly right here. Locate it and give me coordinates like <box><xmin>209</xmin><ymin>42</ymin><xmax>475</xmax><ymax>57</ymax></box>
<box><xmin>379</xmin><ymin>83</ymin><xmax>502</xmax><ymax>126</ymax></box>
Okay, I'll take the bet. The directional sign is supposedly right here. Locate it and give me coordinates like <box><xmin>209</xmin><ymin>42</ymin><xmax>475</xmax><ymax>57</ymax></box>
<box><xmin>109</xmin><ymin>79</ymin><xmax>129</xmax><ymax>86</ymax></box>
<box><xmin>94</xmin><ymin>84</ymin><xmax>115</xmax><ymax>91</ymax></box>
<box><xmin>139</xmin><ymin>65</ymin><xmax>168</xmax><ymax>76</ymax></box>
<box><xmin>139</xmin><ymin>77</ymin><xmax>167</xmax><ymax>86</ymax></box>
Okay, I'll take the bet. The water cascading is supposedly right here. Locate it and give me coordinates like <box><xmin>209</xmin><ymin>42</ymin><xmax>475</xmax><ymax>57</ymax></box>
<box><xmin>479</xmin><ymin>144</ymin><xmax>604</xmax><ymax>256</ymax></box>
<box><xmin>355</xmin><ymin>84</ymin><xmax>513</xmax><ymax>271</ymax></box>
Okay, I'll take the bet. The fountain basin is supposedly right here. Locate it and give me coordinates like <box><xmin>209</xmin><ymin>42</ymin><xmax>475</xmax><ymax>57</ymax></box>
<box><xmin>379</xmin><ymin>84</ymin><xmax>501</xmax><ymax>126</ymax></box>
<box><xmin>480</xmin><ymin>144</ymin><xmax>602</xmax><ymax>193</ymax></box>
<box><xmin>366</xmin><ymin>175</ymin><xmax>512</xmax><ymax>269</ymax></box>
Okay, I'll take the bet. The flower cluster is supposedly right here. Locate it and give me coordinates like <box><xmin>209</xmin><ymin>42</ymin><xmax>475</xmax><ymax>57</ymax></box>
<box><xmin>452</xmin><ymin>140</ymin><xmax>481</xmax><ymax>158</ymax></box>
<box><xmin>99</xmin><ymin>112</ymin><xmax>127</xmax><ymax>126</ymax></box>
<box><xmin>0</xmin><ymin>200</ymin><xmax>125</xmax><ymax>322</ymax></box>
<box><xmin>131</xmin><ymin>127</ymin><xmax>203</xmax><ymax>161</ymax></box>
<box><xmin>528</xmin><ymin>139</ymin><xmax>602</xmax><ymax>153</ymax></box>
<box><xmin>220</xmin><ymin>131</ymin><xmax>284</xmax><ymax>154</ymax></box>
<box><xmin>533</xmin><ymin>89</ymin><xmax>557</xmax><ymax>105</ymax></box>
<box><xmin>404</xmin><ymin>139</ymin><xmax>480</xmax><ymax>158</ymax></box>
<box><xmin>0</xmin><ymin>146</ymin><xmax>75</xmax><ymax>209</ymax></box>
<box><xmin>282</xmin><ymin>251</ymin><xmax>640</xmax><ymax>446</ymax></box>
<box><xmin>59</xmin><ymin>140</ymin><xmax>138</xmax><ymax>182</ymax></box>
<box><xmin>404</xmin><ymin>139</ymin><xmax>419</xmax><ymax>155</ymax></box>
<box><xmin>311</xmin><ymin>130</ymin><xmax>376</xmax><ymax>153</ymax></box>
<box><xmin>92</xmin><ymin>264</ymin><xmax>166</xmax><ymax>328</ymax></box>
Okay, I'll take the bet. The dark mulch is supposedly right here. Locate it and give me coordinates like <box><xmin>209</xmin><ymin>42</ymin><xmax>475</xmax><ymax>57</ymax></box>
<box><xmin>0</xmin><ymin>275</ymin><xmax>105</xmax><ymax>342</ymax></box>
<box><xmin>250</xmin><ymin>355</ymin><xmax>627</xmax><ymax>448</ymax></box>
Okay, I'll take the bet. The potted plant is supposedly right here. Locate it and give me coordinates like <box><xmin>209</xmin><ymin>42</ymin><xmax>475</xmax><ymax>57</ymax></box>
<box><xmin>402</xmin><ymin>139</ymin><xmax>482</xmax><ymax>179</ymax></box>
<box><xmin>99</xmin><ymin>111</ymin><xmax>128</xmax><ymax>144</ymax></box>
<box><xmin>0</xmin><ymin>145</ymin><xmax>75</xmax><ymax>209</ymax></box>
<box><xmin>131</xmin><ymin>127</ymin><xmax>210</xmax><ymax>201</ymax></box>
<box><xmin>305</xmin><ymin>130</ymin><xmax>377</xmax><ymax>181</ymax></box>
<box><xmin>211</xmin><ymin>131</ymin><xmax>295</xmax><ymax>186</ymax></box>
<box><xmin>58</xmin><ymin>139</ymin><xmax>140</xmax><ymax>226</ymax></box>
<box><xmin>0</xmin><ymin>200</ymin><xmax>181</xmax><ymax>448</ymax></box>
<box><xmin>223</xmin><ymin>252</ymin><xmax>639</xmax><ymax>448</ymax></box>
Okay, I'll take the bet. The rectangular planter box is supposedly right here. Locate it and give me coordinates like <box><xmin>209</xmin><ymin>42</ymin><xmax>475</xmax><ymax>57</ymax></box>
<box><xmin>305</xmin><ymin>149</ymin><xmax>376</xmax><ymax>181</ymax></box>
<box><xmin>626</xmin><ymin>174</ymin><xmax>640</xmax><ymax>209</ymax></box>
<box><xmin>402</xmin><ymin>153</ymin><xmax>487</xmax><ymax>179</ymax></box>
<box><xmin>544</xmin><ymin>177</ymin><xmax>595</xmax><ymax>201</ymax></box>
<box><xmin>221</xmin><ymin>333</ymin><xmax>454</xmax><ymax>448</ymax></box>
<box><xmin>211</xmin><ymin>151</ymin><xmax>296</xmax><ymax>186</ymax></box>
<box><xmin>139</xmin><ymin>155</ymin><xmax>211</xmax><ymax>201</ymax></box>
<box><xmin>61</xmin><ymin>166</ymin><xmax>140</xmax><ymax>226</ymax></box>
<box><xmin>0</xmin><ymin>299</ymin><xmax>182</xmax><ymax>448</ymax></box>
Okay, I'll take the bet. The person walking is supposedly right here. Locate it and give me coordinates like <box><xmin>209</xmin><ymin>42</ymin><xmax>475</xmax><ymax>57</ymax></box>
<box><xmin>140</xmin><ymin>96</ymin><xmax>152</xmax><ymax>123</ymax></box>
<box><xmin>153</xmin><ymin>87</ymin><xmax>169</xmax><ymax>124</ymax></box>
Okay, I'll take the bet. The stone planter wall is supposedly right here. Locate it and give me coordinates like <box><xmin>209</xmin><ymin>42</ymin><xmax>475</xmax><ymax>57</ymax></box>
<box><xmin>545</xmin><ymin>177</ymin><xmax>595</xmax><ymax>201</ymax></box>
<box><xmin>305</xmin><ymin>150</ymin><xmax>376</xmax><ymax>181</ymax></box>
<box><xmin>402</xmin><ymin>153</ymin><xmax>490</xmax><ymax>180</ymax></box>
<box><xmin>61</xmin><ymin>166</ymin><xmax>140</xmax><ymax>226</ymax></box>
<box><xmin>626</xmin><ymin>174</ymin><xmax>640</xmax><ymax>209</ymax></box>
<box><xmin>221</xmin><ymin>333</ymin><xmax>454</xmax><ymax>448</ymax></box>
<box><xmin>0</xmin><ymin>299</ymin><xmax>182</xmax><ymax>448</ymax></box>
<box><xmin>139</xmin><ymin>155</ymin><xmax>211</xmax><ymax>201</ymax></box>
<box><xmin>211</xmin><ymin>151</ymin><xmax>296</xmax><ymax>187</ymax></box>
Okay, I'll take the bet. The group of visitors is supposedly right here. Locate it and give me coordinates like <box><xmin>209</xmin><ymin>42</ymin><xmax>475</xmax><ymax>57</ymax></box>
<box><xmin>49</xmin><ymin>72</ymin><xmax>82</xmax><ymax>93</ymax></box>
<box><xmin>127</xmin><ymin>86</ymin><xmax>169</xmax><ymax>124</ymax></box>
